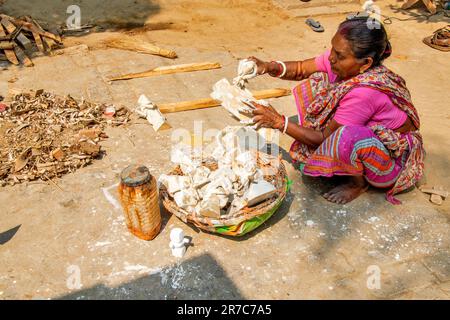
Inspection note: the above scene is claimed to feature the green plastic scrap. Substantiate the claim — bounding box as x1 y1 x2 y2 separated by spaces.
286 178 293 192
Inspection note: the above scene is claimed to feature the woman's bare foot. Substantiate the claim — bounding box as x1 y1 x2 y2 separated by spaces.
323 176 369 204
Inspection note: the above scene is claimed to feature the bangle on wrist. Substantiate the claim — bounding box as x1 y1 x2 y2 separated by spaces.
296 61 303 79
261 64 267 74
276 61 287 78
283 115 289 133
278 115 288 133
269 61 282 77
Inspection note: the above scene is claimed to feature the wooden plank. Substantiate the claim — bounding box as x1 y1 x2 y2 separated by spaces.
34 21 58 52
422 0 437 14
24 16 62 41
42 37 56 52
13 46 33 67
0 14 15 21
14 19 62 44
23 16 61 51
0 18 33 51
109 62 222 81
0 41 14 49
32 32 45 52
158 88 291 113
250 88 292 100
0 24 18 65
402 0 436 13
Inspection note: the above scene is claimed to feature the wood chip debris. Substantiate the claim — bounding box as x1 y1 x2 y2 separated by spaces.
0 90 131 186
0 14 63 67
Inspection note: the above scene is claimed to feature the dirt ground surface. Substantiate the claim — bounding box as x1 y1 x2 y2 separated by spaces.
0 0 449 299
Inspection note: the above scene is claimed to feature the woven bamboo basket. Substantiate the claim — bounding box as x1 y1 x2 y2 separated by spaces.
160 154 288 237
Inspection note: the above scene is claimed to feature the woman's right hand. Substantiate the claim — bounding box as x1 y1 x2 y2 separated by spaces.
247 56 269 75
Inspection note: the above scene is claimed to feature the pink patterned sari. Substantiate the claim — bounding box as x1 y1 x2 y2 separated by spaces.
289 66 425 204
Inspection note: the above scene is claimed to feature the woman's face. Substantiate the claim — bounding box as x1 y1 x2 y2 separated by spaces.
329 32 370 80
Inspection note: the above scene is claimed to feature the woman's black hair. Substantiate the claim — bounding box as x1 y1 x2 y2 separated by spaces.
338 16 391 67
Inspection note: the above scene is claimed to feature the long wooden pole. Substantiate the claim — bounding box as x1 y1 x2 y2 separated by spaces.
158 88 291 113
108 62 222 81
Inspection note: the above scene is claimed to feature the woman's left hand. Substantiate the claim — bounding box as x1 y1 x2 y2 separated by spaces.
250 101 284 130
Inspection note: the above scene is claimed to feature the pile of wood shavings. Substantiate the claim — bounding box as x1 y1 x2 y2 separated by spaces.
0 90 131 186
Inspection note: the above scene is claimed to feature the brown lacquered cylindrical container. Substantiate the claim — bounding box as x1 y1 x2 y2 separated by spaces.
118 165 161 240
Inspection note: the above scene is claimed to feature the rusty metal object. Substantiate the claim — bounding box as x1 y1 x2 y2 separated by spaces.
118 165 161 241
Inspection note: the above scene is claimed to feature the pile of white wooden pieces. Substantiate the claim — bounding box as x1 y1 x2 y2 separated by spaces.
159 126 280 219
0 14 62 67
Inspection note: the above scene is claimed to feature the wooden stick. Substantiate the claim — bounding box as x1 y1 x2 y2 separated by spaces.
24 16 61 51
32 32 45 53
13 46 33 67
0 18 33 51
0 41 14 49
109 62 222 81
0 24 18 65
42 37 56 52
422 0 437 14
401 0 436 13
158 88 291 113
107 36 177 59
14 19 62 44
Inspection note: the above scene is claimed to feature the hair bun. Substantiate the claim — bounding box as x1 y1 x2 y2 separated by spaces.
381 41 392 60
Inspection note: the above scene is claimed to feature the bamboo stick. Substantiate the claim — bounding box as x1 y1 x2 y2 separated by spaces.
107 36 177 59
158 88 291 113
109 62 222 81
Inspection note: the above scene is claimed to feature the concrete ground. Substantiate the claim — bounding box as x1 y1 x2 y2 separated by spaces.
0 0 449 299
